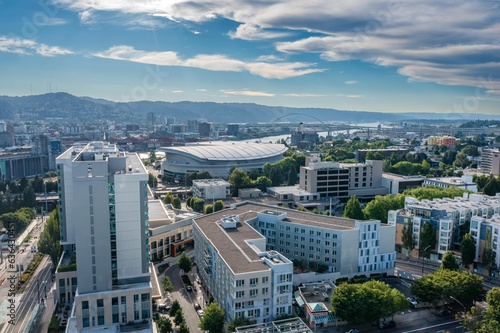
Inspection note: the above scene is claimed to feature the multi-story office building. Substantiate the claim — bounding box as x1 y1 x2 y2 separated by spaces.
56 142 152 332
388 193 500 259
470 215 500 272
299 156 387 200
193 202 395 323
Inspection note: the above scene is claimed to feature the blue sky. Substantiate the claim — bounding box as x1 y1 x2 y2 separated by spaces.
1 0 499 114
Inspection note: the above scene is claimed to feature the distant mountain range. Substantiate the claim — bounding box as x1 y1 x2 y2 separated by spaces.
0 92 499 124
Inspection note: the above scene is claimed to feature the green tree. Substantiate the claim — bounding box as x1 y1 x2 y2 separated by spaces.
204 204 213 214
22 186 36 208
148 173 156 188
461 233 476 268
331 280 407 325
199 302 225 333
365 151 384 160
227 317 254 333
177 252 193 274
169 300 181 317
157 317 173 333
254 176 272 192
343 195 365 220
192 198 205 213
411 269 484 306
0 211 30 233
213 200 224 212
164 193 174 205
38 209 61 267
174 309 185 326
402 221 415 255
363 194 405 224
440 251 460 271
178 321 189 333
162 276 173 292
483 176 498 196
172 196 181 209
31 175 44 193
420 222 436 258
228 168 253 196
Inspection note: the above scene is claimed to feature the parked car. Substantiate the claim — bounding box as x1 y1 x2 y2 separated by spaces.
379 320 396 329
194 303 201 310
197 309 204 318
407 297 418 306
186 285 193 292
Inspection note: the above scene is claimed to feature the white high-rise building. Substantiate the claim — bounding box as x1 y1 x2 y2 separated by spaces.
56 142 152 332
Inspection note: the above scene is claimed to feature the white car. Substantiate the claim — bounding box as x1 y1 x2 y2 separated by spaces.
407 297 418 306
197 309 204 318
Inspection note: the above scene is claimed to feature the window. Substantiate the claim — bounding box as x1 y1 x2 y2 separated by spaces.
236 291 245 298
262 287 269 295
236 280 245 287
97 299 104 308
82 301 89 310
250 289 258 297
250 278 258 286
262 276 269 284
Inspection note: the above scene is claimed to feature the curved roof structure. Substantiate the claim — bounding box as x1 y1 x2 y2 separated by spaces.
160 142 287 162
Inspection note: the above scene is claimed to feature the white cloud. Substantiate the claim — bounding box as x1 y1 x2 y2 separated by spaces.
0 35 73 56
37 17 68 26
78 10 92 23
221 89 275 97
283 93 325 97
345 80 358 85
53 0 500 91
171 90 183 93
93 45 323 79
487 90 500 95
196 88 207 92
335 94 364 98
229 24 290 40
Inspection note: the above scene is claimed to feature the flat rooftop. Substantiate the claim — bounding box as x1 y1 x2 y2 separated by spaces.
193 202 383 274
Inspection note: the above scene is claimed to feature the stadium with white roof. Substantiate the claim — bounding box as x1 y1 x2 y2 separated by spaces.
159 141 287 182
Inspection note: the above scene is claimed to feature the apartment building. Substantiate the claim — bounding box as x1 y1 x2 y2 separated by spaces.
299 157 388 199
481 148 500 176
193 202 395 323
470 215 500 271
388 193 500 259
56 142 152 332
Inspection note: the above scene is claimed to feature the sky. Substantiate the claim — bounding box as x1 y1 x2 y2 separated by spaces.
0 0 499 114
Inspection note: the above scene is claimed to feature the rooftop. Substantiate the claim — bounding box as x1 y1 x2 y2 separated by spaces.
193 202 384 274
160 141 287 161
235 318 313 333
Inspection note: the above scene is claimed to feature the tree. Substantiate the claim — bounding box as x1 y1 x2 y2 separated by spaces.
402 221 415 255
38 209 61 267
174 309 185 326
213 200 224 212
440 251 460 271
331 280 407 325
148 173 156 187
192 198 205 213
164 193 174 205
172 196 181 209
420 222 436 258
178 321 190 333
199 302 225 333
461 233 476 268
228 168 253 196
254 176 272 192
365 151 384 160
227 317 254 333
177 252 193 274
363 194 405 224
483 176 498 196
157 317 173 333
31 175 44 193
204 204 213 214
169 300 181 317
23 186 36 208
411 269 484 306
162 276 173 292
343 195 365 220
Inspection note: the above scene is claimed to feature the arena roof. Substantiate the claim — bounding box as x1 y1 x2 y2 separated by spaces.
160 142 287 161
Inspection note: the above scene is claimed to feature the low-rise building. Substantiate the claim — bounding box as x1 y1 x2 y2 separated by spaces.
381 173 424 194
423 175 477 192
192 179 230 200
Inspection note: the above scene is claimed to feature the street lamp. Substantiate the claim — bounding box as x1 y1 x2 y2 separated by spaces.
421 245 432 276
450 296 466 332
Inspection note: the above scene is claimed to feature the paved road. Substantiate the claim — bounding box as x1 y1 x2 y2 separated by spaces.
164 264 205 333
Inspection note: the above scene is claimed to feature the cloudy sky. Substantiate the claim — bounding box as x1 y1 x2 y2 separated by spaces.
1 0 499 114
